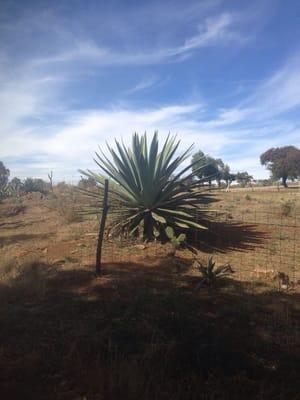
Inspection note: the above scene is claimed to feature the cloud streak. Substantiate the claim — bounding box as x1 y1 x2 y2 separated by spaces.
33 13 244 67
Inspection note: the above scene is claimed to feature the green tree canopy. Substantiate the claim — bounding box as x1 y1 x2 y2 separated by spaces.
0 161 10 200
191 151 233 187
260 146 300 187
236 171 253 187
8 177 23 196
0 161 9 187
192 151 220 186
23 178 49 194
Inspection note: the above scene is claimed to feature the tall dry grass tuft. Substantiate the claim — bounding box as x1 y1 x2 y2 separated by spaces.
48 183 82 223
0 254 52 298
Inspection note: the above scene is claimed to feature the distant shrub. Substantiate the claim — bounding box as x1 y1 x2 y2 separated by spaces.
281 200 295 217
245 194 252 201
78 176 97 190
268 241 277 254
276 232 290 241
23 178 49 194
54 181 70 194
255 179 273 187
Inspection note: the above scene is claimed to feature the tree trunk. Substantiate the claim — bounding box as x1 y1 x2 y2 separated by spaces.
143 213 154 241
282 176 288 188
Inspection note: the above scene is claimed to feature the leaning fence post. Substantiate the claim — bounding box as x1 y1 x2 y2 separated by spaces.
48 171 53 192
96 179 109 276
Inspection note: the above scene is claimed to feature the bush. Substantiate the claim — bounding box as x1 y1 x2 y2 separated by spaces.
23 178 49 194
78 176 97 190
281 200 295 217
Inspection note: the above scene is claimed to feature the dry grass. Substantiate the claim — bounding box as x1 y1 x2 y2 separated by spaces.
46 185 82 223
203 187 300 283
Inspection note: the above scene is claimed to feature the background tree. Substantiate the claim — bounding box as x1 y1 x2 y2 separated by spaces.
220 164 236 190
192 151 219 186
192 152 232 187
8 177 23 197
0 161 10 200
215 158 225 187
23 178 49 194
260 146 300 187
236 171 253 187
221 164 235 185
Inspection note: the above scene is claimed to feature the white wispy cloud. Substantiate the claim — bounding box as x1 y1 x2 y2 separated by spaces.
125 76 160 94
244 53 300 118
33 12 244 67
209 53 300 126
0 103 229 178
181 13 244 52
2 53 300 180
2 95 298 181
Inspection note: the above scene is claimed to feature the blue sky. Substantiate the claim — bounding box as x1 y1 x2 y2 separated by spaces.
1 0 300 181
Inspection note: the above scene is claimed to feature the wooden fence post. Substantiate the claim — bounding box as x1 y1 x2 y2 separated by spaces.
95 179 109 276
48 171 53 192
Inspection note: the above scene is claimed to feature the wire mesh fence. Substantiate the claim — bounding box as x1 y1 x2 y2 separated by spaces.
2 178 299 289
79 206 300 287
192 207 300 284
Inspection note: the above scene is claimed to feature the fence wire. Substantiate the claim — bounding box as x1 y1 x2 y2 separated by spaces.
78 207 300 286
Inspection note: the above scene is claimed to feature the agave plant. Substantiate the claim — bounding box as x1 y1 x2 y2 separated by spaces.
193 256 234 287
79 132 213 240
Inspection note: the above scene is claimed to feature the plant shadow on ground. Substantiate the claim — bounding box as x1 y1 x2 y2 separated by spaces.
0 259 299 400
0 232 54 247
0 219 37 230
189 219 267 254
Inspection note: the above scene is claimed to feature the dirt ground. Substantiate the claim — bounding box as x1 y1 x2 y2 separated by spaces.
0 188 300 399
1 187 300 283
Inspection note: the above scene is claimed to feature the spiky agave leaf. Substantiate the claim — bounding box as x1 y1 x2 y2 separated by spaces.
79 132 213 240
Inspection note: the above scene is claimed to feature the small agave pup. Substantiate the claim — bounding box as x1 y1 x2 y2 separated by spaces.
193 256 234 288
79 132 212 241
